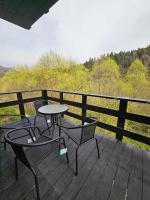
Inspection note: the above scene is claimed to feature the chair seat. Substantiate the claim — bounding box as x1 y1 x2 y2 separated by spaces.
25 136 59 166
65 128 82 145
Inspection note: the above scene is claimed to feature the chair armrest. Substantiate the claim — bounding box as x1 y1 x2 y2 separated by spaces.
58 117 98 130
58 124 83 130
0 126 16 130
4 126 66 147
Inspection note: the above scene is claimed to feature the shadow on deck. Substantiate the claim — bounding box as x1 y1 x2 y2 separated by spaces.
0 117 150 200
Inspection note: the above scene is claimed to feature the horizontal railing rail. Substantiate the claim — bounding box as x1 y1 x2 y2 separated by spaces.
0 89 150 145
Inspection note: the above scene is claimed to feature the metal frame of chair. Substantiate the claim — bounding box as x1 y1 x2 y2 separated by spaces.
58 117 100 175
4 126 69 200
0 114 31 150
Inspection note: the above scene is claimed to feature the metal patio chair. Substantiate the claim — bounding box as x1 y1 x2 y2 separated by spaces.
4 126 69 200
0 114 31 150
58 117 100 175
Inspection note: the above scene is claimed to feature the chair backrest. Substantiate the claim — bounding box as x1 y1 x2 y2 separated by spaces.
5 127 39 169
4 126 51 169
80 119 97 145
0 114 31 144
33 100 48 115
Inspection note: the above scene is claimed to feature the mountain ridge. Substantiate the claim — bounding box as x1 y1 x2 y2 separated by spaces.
0 65 10 76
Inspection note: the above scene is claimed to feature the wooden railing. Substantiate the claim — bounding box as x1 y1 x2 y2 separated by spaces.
0 89 150 145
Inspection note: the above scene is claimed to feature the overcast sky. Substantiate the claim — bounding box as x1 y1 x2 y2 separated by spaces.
0 0 150 67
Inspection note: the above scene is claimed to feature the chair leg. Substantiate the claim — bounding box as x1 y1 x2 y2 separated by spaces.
4 141 6 150
51 124 55 138
75 147 80 176
15 157 18 180
31 168 40 200
61 137 69 164
95 138 100 159
58 127 61 150
59 126 61 138
44 116 51 136
58 126 61 150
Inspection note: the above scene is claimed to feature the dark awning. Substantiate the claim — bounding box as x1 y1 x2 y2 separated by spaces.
0 0 59 29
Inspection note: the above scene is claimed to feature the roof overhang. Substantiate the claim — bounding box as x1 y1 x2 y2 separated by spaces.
0 0 59 29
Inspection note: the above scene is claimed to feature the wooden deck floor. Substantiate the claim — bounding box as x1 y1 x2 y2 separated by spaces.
0 117 150 200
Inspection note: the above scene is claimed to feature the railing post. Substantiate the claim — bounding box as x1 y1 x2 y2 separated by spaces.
60 92 64 104
116 99 128 141
82 95 87 125
60 92 64 117
41 90 48 101
17 92 25 118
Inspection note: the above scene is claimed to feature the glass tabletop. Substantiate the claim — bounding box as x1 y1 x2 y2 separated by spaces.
38 104 68 115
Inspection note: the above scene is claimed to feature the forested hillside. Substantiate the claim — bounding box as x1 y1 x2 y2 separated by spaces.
84 45 150 75
0 51 149 150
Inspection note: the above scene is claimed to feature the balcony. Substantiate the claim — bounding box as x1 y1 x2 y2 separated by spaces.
0 89 150 200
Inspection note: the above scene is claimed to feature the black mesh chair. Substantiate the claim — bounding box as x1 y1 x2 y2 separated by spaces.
59 118 100 175
0 114 31 150
4 126 69 200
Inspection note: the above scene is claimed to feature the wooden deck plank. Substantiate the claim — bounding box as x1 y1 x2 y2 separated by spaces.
143 150 150 200
89 140 125 200
126 148 143 200
0 145 16 191
109 144 133 200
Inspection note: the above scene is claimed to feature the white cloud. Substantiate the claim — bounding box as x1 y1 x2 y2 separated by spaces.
0 0 150 67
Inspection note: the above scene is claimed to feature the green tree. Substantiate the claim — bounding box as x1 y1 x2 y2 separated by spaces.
35 51 75 69
124 59 149 98
90 57 120 94
1 65 31 91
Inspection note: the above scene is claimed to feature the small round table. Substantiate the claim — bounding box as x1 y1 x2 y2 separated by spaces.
38 104 68 137
38 104 68 116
